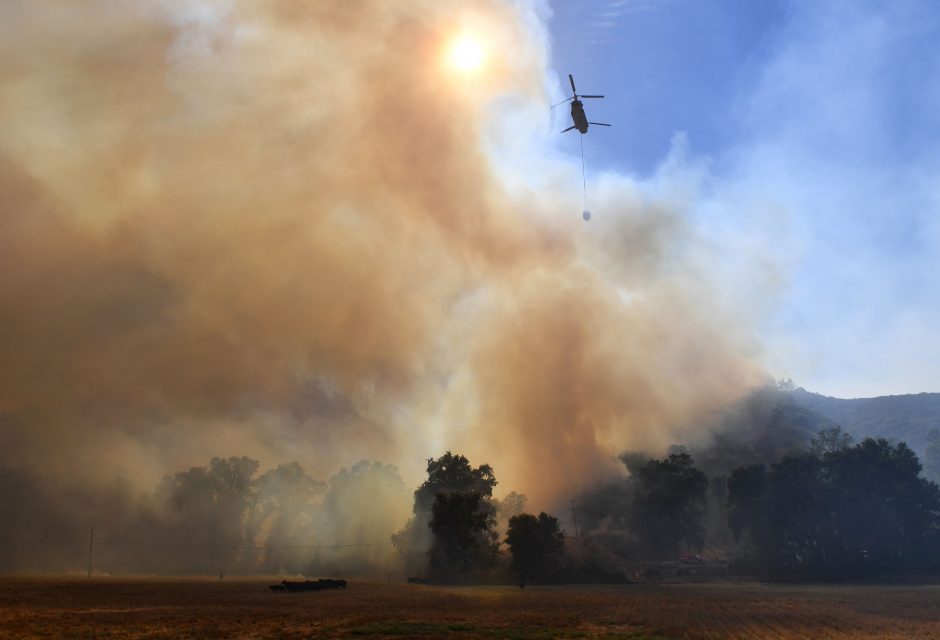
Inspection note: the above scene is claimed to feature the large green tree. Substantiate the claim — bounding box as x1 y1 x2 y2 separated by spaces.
393 451 498 578
428 491 497 580
826 439 938 574
630 453 708 558
505 512 566 585
414 452 497 513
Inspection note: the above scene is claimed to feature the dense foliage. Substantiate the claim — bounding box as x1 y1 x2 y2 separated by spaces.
727 438 940 579
429 491 497 580
6 401 940 583
505 512 566 585
925 429 940 484
415 452 498 513
630 453 708 558
394 451 499 580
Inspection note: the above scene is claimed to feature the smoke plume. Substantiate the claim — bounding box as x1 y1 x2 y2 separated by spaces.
0 0 767 569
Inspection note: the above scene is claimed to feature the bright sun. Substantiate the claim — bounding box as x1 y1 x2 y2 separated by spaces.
447 36 487 73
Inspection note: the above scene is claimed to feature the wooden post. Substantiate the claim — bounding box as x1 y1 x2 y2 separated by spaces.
87 526 94 578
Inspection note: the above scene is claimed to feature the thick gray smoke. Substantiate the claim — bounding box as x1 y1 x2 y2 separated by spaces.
0 0 768 572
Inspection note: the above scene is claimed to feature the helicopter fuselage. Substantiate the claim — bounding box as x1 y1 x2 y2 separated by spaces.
570 100 589 134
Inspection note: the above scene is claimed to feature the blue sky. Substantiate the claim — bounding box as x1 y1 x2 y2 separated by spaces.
546 0 940 398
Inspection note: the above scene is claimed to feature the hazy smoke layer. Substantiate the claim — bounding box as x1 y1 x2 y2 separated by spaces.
0 0 766 565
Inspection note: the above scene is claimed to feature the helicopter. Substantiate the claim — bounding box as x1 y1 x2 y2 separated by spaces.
554 74 611 134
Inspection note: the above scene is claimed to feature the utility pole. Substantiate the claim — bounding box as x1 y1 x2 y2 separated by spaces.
87 526 94 578
569 500 578 540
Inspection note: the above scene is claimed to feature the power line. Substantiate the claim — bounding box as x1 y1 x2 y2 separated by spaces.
96 541 395 551
1 537 394 551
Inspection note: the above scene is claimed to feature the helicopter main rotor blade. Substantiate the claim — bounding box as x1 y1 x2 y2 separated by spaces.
588 122 612 126
569 74 577 95
550 97 574 108
580 95 604 99
561 125 576 133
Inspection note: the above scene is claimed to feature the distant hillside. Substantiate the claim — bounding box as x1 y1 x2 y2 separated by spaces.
791 388 940 455
690 387 840 477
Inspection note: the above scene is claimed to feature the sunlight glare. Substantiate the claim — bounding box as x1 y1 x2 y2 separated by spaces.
447 35 487 73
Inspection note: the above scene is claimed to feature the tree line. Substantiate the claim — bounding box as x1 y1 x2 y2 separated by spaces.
728 435 940 579
409 433 940 584
0 458 411 575
3 424 938 581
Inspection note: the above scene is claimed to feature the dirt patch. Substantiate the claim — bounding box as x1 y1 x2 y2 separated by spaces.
0 577 937 639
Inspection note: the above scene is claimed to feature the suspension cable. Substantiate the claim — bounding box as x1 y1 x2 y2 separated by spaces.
579 134 588 211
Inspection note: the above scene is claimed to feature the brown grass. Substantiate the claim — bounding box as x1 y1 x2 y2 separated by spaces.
0 577 938 639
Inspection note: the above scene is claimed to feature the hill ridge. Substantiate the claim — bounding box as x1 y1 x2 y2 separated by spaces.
790 387 940 455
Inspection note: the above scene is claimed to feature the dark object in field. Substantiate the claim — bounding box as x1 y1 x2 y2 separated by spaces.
406 577 429 584
269 579 347 592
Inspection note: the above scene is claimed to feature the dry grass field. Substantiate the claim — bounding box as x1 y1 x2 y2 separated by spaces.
1 577 938 639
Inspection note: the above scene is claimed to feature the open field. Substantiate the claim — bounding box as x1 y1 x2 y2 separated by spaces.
1 577 938 639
